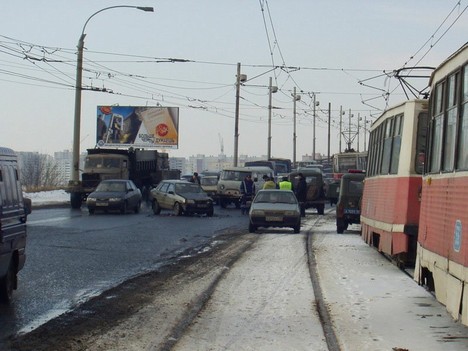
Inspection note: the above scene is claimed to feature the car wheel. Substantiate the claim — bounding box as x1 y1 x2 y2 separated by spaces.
88 208 95 215
173 202 182 216
152 200 161 215
249 222 257 233
207 207 214 217
134 201 141 214
317 204 325 215
0 259 15 304
120 201 127 214
293 225 301 233
235 201 241 209
70 192 82 209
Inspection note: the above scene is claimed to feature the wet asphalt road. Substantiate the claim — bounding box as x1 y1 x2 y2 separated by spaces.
0 204 247 344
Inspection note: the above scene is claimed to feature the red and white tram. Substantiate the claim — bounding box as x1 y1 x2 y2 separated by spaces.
360 99 428 267
415 43 468 325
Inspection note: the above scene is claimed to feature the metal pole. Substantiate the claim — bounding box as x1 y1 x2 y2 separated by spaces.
327 102 331 162
267 76 272 159
364 115 367 152
234 62 241 166
339 105 342 153
313 93 316 160
348 109 352 151
357 113 360 152
293 87 297 167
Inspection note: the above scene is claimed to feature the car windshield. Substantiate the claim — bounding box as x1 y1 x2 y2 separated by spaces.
201 177 218 186
175 183 204 194
96 182 126 192
255 192 296 204
221 171 251 181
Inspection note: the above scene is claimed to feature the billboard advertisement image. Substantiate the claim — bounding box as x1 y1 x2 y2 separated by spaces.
96 106 179 149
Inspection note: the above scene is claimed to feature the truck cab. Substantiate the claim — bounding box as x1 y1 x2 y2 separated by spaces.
217 166 273 208
0 147 27 303
289 169 326 215
336 172 365 233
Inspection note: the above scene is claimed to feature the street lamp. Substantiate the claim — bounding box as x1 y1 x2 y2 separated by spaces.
233 62 246 167
69 5 153 206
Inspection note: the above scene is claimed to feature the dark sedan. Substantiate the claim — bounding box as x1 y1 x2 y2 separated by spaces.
86 179 142 214
248 189 301 233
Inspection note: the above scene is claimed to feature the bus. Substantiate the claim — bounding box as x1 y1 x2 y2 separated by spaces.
360 99 428 267
244 158 291 177
415 43 468 325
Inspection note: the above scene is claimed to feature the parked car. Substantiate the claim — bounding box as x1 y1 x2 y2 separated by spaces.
150 180 214 216
336 172 365 233
86 179 142 214
248 189 301 233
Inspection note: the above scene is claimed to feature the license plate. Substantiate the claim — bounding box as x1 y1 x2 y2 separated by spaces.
344 208 359 214
96 202 108 206
266 216 283 222
196 204 207 208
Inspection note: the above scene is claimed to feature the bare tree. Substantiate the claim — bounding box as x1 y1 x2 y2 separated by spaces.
19 153 62 191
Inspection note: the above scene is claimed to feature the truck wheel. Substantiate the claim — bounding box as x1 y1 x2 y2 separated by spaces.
207 207 214 217
88 208 95 215
249 222 257 233
0 259 15 304
235 200 241 209
173 202 182 216
70 193 82 209
152 200 161 215
293 222 301 233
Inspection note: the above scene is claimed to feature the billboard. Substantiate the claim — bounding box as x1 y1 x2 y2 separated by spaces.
96 106 179 149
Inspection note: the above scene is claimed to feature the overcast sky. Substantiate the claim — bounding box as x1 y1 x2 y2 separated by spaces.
1 1 467 160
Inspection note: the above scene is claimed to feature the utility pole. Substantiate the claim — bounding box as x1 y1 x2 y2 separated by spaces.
267 77 277 159
293 87 297 167
339 105 343 153
364 115 367 152
348 109 352 151
357 113 360 152
234 62 241 166
327 102 331 162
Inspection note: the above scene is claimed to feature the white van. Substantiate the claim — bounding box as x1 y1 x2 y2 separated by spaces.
217 166 274 208
0 147 27 303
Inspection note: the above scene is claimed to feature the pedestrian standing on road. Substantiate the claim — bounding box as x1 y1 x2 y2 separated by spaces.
263 176 277 189
240 175 256 214
295 173 307 217
279 176 293 191
189 172 201 185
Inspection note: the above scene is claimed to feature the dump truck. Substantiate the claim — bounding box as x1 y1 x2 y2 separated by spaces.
67 148 180 209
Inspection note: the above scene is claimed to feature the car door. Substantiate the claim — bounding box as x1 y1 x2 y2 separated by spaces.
165 183 176 209
156 182 169 209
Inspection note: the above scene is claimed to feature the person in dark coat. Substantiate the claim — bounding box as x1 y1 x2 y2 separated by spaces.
295 173 307 217
240 175 256 214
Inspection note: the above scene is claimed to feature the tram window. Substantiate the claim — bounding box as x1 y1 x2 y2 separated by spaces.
381 118 393 174
442 73 458 172
430 82 444 173
457 66 468 170
390 115 403 174
415 112 428 174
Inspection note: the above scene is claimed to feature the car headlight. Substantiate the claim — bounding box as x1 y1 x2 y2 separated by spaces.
250 210 265 216
87 198 96 203
109 197 122 202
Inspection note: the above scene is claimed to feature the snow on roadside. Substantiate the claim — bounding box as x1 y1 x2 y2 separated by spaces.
24 189 69 206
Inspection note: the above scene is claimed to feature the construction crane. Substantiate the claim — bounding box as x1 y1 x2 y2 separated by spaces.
218 133 224 155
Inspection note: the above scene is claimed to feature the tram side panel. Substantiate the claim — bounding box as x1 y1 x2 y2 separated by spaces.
416 174 468 324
